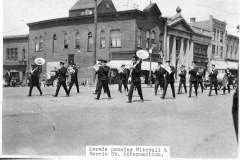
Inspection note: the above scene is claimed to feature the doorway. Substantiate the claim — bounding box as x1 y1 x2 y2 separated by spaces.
68 55 74 65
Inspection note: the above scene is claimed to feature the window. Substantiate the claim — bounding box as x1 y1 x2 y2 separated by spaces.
81 11 85 15
75 32 80 49
22 48 26 60
6 48 18 61
53 35 57 53
217 30 219 42
88 32 93 51
106 3 110 9
220 46 223 58
110 30 121 47
212 28 216 41
85 9 92 15
216 46 218 55
39 36 43 51
235 47 237 58
146 31 150 49
100 31 106 48
151 31 155 48
176 39 179 51
212 45 215 55
64 33 69 49
137 29 142 48
227 45 228 51
35 37 39 51
220 31 223 43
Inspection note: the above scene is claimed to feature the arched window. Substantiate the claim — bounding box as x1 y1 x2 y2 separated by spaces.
88 32 93 51
64 33 69 49
159 33 163 51
146 31 150 49
151 31 155 47
22 48 26 60
35 37 39 51
53 35 57 53
75 32 80 49
137 28 142 48
100 31 106 48
110 30 121 47
39 36 43 51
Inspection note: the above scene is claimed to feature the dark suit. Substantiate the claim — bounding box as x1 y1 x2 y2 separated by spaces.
110 72 116 85
68 67 79 94
223 71 231 94
162 67 175 99
96 65 111 99
5 71 12 87
189 67 198 97
28 67 42 96
54 67 69 96
178 69 187 94
118 68 129 93
128 61 143 102
209 69 218 95
154 66 165 95
232 87 238 142
197 71 204 92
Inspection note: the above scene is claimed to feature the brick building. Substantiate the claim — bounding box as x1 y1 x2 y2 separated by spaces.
3 35 28 81
27 0 167 83
225 34 239 71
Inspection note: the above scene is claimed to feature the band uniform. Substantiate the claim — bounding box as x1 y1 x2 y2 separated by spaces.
154 61 165 95
208 64 218 96
161 62 175 99
28 64 43 96
68 64 79 94
177 65 187 94
188 61 198 97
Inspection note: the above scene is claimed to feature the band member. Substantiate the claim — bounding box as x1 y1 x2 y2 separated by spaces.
109 71 116 85
223 68 231 94
197 67 204 93
94 59 111 100
27 64 42 96
154 61 165 95
118 64 129 93
161 60 175 99
188 60 198 97
127 54 144 103
208 64 218 96
177 65 187 94
5 69 12 87
52 62 69 97
68 64 79 94
93 61 106 94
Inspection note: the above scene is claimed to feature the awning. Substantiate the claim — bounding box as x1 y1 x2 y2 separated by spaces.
211 60 230 70
226 61 238 70
10 70 19 72
107 60 158 71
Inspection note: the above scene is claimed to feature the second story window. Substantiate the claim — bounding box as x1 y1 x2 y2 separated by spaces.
220 31 223 43
106 3 110 9
146 31 150 49
88 32 93 51
100 31 106 48
151 31 155 48
22 48 26 60
53 35 57 53
39 36 43 51
75 32 80 49
137 28 142 48
64 33 69 49
110 30 121 47
212 45 215 55
159 34 163 51
212 28 216 41
6 48 18 61
35 37 39 52
220 46 223 58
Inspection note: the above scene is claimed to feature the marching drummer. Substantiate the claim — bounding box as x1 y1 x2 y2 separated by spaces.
208 64 218 96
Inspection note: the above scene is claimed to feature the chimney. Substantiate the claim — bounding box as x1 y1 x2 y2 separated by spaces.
190 18 196 23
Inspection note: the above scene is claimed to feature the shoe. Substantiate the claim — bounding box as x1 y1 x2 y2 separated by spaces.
40 94 42 96
52 95 57 97
126 100 132 103
188 96 191 98
94 98 99 100
66 95 69 97
140 100 144 103
108 97 111 100
160 97 164 99
27 95 31 97
207 94 211 96
173 97 175 99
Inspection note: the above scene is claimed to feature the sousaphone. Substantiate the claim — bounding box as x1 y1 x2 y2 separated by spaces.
136 50 149 59
34 57 46 65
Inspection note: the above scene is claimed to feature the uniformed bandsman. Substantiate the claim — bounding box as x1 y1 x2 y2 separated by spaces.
188 60 198 97
68 64 79 94
27 64 43 96
177 65 187 94
154 61 165 95
208 64 218 96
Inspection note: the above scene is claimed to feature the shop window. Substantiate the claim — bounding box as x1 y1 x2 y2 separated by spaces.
100 30 106 48
88 32 93 51
75 32 80 49
220 31 223 43
64 33 69 49
212 45 215 55
110 30 121 47
53 34 57 53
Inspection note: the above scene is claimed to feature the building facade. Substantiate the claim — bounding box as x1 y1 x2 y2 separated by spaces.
27 0 166 83
3 35 28 81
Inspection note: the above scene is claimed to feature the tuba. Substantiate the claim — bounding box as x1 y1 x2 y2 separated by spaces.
67 66 75 74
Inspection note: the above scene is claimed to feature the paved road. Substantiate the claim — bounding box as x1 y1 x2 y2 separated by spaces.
2 85 238 158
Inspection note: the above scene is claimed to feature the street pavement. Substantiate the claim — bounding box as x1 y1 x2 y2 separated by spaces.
2 84 238 158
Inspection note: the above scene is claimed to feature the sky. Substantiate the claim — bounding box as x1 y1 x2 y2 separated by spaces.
2 0 240 36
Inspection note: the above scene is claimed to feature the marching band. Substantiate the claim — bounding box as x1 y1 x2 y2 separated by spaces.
26 52 236 102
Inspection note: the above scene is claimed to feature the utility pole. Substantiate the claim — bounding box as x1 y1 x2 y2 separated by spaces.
93 0 97 83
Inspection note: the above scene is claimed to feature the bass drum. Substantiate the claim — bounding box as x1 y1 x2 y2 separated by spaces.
217 73 228 87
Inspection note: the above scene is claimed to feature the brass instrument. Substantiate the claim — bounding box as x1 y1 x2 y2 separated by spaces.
67 66 75 74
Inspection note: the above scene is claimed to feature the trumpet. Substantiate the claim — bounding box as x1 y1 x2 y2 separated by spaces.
67 66 75 74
